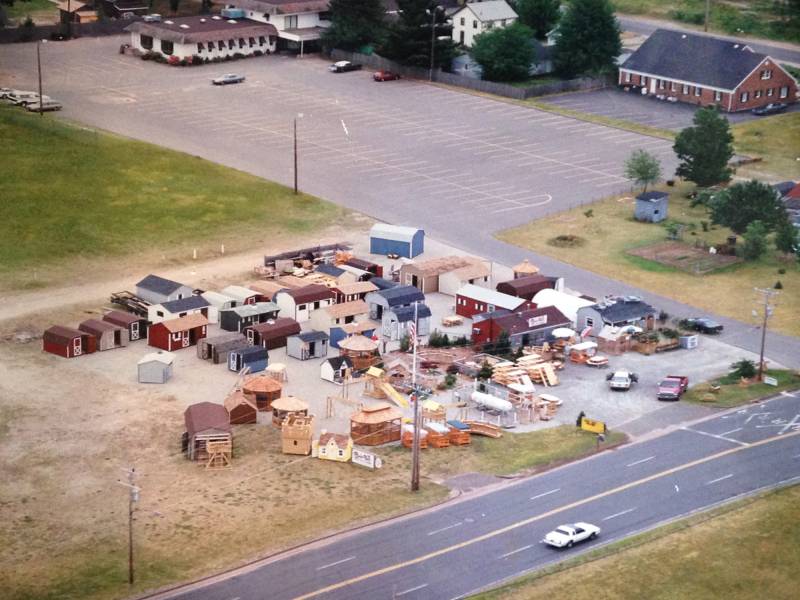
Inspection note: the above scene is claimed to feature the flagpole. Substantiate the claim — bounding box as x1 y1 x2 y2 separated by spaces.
411 301 421 492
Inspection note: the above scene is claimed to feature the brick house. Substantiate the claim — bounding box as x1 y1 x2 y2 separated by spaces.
619 29 797 112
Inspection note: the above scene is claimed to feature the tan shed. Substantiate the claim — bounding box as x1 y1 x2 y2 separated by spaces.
271 395 309 427
350 402 402 446
281 414 314 455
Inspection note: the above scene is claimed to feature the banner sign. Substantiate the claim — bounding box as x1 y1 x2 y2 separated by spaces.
352 448 383 470
580 416 607 434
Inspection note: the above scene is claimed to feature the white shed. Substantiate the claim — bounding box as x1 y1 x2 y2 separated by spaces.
201 291 237 324
137 351 175 384
531 289 595 328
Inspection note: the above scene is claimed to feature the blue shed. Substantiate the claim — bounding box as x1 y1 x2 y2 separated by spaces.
369 224 424 258
228 345 268 373
634 191 669 223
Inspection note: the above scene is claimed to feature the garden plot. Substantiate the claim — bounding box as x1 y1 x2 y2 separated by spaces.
627 241 742 274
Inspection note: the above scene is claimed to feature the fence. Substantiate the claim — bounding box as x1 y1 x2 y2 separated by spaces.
0 18 139 44
330 49 610 100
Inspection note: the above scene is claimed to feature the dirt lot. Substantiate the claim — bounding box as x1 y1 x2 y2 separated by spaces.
627 241 742 274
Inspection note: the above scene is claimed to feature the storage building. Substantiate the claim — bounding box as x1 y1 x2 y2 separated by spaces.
383 304 432 341
137 351 174 383
243 317 301 349
332 280 378 304
135 274 194 305
148 314 208 351
455 284 531 318
79 318 127 351
344 257 383 278
365 285 425 321
320 356 354 384
224 390 258 425
220 285 261 306
219 302 280 332
183 402 232 461
286 330 329 360
496 275 562 301
634 191 669 223
148 295 210 325
399 256 488 295
369 224 424 258
42 325 96 358
242 374 282 411
197 331 249 363
273 285 335 323
201 291 238 324
103 310 148 342
531 289 595 328
228 345 269 373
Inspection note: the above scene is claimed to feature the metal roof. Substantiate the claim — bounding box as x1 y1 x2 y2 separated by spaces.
220 285 259 302
369 223 423 243
456 284 527 310
389 304 432 323
296 330 329 342
374 285 425 306
454 0 518 22
126 16 278 45
531 289 594 324
160 295 210 313
316 263 345 277
224 302 280 318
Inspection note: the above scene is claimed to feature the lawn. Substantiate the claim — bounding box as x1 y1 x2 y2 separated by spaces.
497 181 800 336
732 112 800 181
613 0 800 44
5 0 58 24
475 483 800 600
0 106 347 290
684 368 800 408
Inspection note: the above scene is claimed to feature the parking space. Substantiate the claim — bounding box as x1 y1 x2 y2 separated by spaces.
540 87 798 131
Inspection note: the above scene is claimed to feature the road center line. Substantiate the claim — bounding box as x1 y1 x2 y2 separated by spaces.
682 427 749 446
602 508 637 521
427 522 463 536
626 456 655 467
706 474 734 485
499 544 533 559
395 583 428 596
294 430 800 600
315 556 355 571
530 488 560 500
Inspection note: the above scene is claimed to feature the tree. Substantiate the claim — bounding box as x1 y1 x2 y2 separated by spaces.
709 180 788 234
515 0 561 39
673 107 734 187
323 0 386 51
623 149 662 193
552 0 621 77
730 359 757 379
471 23 536 82
381 0 457 69
774 218 799 254
740 220 768 260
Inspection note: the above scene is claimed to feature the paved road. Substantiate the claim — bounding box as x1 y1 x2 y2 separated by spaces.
1 37 798 368
618 15 800 66
152 391 800 599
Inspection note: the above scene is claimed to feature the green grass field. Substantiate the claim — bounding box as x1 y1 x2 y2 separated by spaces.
732 112 800 180
684 369 800 408
474 483 800 599
0 106 346 289
5 0 58 22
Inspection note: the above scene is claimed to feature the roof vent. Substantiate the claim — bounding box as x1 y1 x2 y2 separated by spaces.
179 24 189 29
164 20 174 24
228 19 237 24
212 15 221 20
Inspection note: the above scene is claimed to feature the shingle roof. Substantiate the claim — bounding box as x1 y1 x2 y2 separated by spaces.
138 351 174 366
621 28 768 91
246 317 301 339
79 318 121 337
369 277 397 290
494 306 570 336
235 345 268 360
390 304 432 323
44 325 84 344
160 313 209 332
496 275 557 298
103 310 140 327
160 295 210 313
591 297 657 322
325 300 369 319
282 284 335 304
224 302 280 318
325 355 353 370
296 330 329 342
184 402 230 436
456 0 518 22
136 274 187 296
375 285 425 306
335 281 378 296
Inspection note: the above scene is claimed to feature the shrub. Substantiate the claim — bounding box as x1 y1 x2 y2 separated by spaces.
19 16 35 42
775 280 783 289
778 268 786 274
701 221 709 232
730 359 757 379
658 310 669 323
583 209 594 218
477 361 493 380
399 334 410 353
444 373 457 388
548 234 586 248
233 52 245 59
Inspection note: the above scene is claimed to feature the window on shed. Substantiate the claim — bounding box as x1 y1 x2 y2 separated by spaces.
714 90 722 102
694 86 701 96
761 69 773 80
161 40 173 55
172 332 181 341
197 42 204 53
298 304 307 311
338 449 344 457
140 34 153 50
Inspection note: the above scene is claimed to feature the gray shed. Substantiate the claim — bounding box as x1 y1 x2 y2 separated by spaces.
137 351 175 383
196 331 249 364
634 191 669 223
286 330 329 361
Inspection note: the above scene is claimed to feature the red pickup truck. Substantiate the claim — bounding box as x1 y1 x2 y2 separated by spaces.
657 375 689 401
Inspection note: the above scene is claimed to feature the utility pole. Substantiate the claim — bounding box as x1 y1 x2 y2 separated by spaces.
293 117 298 195
36 41 44 117
410 302 421 492
428 6 443 82
704 0 710 32
118 468 140 586
753 288 778 382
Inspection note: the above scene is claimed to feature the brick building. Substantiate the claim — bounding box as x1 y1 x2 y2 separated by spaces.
618 29 797 112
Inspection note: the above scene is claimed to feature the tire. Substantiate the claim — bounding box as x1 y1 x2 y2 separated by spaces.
590 532 598 540
566 541 574 548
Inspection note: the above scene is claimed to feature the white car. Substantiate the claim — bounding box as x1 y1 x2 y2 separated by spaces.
606 369 638 391
542 522 600 548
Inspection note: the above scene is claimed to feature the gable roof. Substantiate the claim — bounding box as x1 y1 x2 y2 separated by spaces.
248 280 287 300
246 317 301 339
315 263 345 278
448 262 491 281
224 390 257 414
588 297 658 322
335 281 379 296
456 284 528 310
319 432 351 448
138 351 174 366
324 300 369 320
159 313 209 332
402 255 483 277
493 306 570 335
295 330 329 343
368 277 396 290
455 0 518 22
220 285 260 302
160 295 210 313
79 318 121 336
280 284 335 304
184 402 231 436
224 301 280 318
374 285 425 306
324 355 354 370
621 28 770 91
389 304 432 323
136 274 188 296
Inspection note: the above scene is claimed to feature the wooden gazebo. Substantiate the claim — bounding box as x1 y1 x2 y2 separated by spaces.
242 374 283 411
338 335 380 371
271 395 309 427
350 402 402 446
512 259 539 279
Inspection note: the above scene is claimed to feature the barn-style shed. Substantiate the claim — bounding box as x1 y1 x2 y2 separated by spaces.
244 318 301 350
183 402 232 461
228 345 268 373
103 310 148 342
42 325 96 358
369 224 424 258
78 319 127 351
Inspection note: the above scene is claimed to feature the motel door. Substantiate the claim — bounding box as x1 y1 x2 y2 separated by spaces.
130 322 140 341
73 337 82 356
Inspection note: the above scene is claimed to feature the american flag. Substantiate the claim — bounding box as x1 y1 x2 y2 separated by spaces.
408 320 417 346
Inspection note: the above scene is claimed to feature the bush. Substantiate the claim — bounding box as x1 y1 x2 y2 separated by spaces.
548 234 586 248
428 330 451 348
740 220 768 260
658 310 670 323
19 15 34 42
730 359 757 379
778 268 786 274
446 364 459 375
583 209 594 218
775 280 783 289
399 334 410 353
233 52 245 60
478 361 493 380
444 373 457 388
167 55 180 65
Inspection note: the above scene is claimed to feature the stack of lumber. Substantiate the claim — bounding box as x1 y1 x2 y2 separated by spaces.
424 422 451 448
447 425 471 445
516 354 559 386
401 424 428 449
491 361 528 387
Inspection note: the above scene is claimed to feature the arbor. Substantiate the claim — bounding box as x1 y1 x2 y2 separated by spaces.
709 180 788 234
515 0 561 39
471 23 536 82
552 0 621 77
741 220 768 260
323 0 386 51
623 149 662 193
673 107 734 187
381 0 457 69
774 218 799 254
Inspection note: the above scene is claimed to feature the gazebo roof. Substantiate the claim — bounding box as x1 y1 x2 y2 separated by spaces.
338 335 379 352
243 374 283 394
271 395 308 412
513 259 539 275
350 402 403 424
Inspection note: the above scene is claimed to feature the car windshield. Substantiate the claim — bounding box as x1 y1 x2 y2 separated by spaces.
612 375 627 382
662 380 679 388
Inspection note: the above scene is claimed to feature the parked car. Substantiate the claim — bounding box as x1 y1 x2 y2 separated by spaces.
25 100 63 112
212 73 246 85
16 94 52 107
606 370 638 391
373 70 400 82
329 61 362 73
0 87 13 99
752 102 788 116
685 318 724 334
543 523 600 548
4 90 39 105
657 375 689 401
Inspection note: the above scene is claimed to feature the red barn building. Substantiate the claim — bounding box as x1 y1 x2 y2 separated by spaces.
43 325 96 358
472 306 571 348
455 284 532 319
496 274 561 302
619 29 797 112
148 314 208 351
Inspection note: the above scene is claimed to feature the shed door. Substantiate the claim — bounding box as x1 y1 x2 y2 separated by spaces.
130 322 140 341
229 352 238 370
182 331 190 348
73 337 82 356
649 78 656 94
246 329 255 344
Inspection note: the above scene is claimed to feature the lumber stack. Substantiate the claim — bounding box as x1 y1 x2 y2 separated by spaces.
491 361 528 387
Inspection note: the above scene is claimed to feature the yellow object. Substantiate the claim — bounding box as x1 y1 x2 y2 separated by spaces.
580 416 606 434
314 432 353 462
366 366 384 378
378 381 409 408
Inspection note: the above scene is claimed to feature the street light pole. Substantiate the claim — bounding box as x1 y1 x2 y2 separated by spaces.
428 6 442 82
754 287 778 381
293 117 298 195
118 468 140 586
36 41 43 117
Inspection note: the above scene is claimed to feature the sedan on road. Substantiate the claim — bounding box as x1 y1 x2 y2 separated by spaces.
373 70 401 82
543 522 600 548
752 102 788 116
212 73 246 86
25 100 63 112
329 60 362 73
685 317 724 334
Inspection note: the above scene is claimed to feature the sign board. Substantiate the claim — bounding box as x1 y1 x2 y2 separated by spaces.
580 416 607 434
763 376 778 387
352 448 382 470
527 315 548 328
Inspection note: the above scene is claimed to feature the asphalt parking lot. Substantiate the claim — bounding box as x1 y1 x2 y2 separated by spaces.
540 87 799 131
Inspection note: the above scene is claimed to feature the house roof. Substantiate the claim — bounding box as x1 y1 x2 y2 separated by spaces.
184 402 231 436
295 330 329 343
159 313 209 332
243 374 283 394
785 182 800 200
44 325 84 344
281 284 335 304
493 306 570 336
225 0 329 16
224 390 258 414
389 304 432 323
338 335 378 352
324 355 354 370
126 16 278 45
136 274 187 296
324 300 369 320
246 317 301 339
335 281 378 296
531 289 594 323
773 181 797 198
315 263 345 278
621 28 770 91
374 285 425 306
271 395 309 412
103 310 140 326
350 402 402 424
79 318 121 337
369 223 422 243
224 302 280 318
636 191 669 203
454 0 518 22
319 432 351 448
159 295 210 313
456 284 527 311
138 351 174 366
589 297 658 323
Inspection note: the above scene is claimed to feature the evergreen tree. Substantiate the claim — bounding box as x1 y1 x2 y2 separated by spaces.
673 107 734 187
515 0 560 39
709 180 787 234
472 23 536 82
774 218 799 254
552 0 621 77
381 0 458 69
323 0 386 51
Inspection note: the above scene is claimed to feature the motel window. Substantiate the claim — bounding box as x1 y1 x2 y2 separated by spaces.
682 84 688 94
208 41 215 50
161 40 173 55
249 37 255 47
740 91 749 102
767 88 774 97
714 90 721 102
140 34 153 50
755 90 763 98
239 38 246 48
694 86 701 97
197 43 204 53
259 36 266 45
624 72 631 83
761 69 772 80
780 86 788 98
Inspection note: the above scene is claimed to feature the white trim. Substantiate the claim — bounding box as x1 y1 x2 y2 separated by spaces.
733 56 796 96
620 68 732 93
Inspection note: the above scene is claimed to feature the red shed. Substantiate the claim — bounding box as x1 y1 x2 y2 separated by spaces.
103 310 148 341
496 275 560 301
43 325 96 358
148 314 209 351
455 284 531 318
244 317 301 349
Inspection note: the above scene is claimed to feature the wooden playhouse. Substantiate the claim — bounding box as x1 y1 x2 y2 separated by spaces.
281 414 314 455
338 334 381 371
349 402 402 446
